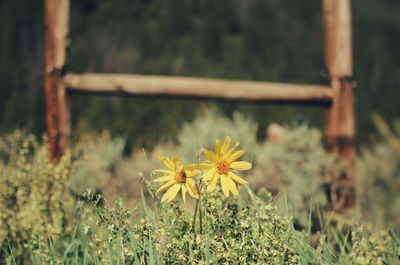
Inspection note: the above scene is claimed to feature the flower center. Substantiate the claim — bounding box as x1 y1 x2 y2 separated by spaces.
217 160 230 175
175 170 187 183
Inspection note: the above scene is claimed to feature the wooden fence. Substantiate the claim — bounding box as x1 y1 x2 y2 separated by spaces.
44 0 355 210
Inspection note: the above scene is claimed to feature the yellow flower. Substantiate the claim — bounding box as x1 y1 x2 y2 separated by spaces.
200 136 251 197
154 156 199 203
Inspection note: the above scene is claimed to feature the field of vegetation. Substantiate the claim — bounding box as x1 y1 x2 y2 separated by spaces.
0 110 399 264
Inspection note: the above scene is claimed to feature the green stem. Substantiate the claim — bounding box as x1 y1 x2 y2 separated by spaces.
199 192 203 235
192 196 199 233
192 182 204 234
197 183 204 235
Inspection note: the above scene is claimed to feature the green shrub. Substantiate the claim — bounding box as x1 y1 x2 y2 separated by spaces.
177 108 258 162
0 132 75 257
253 126 331 227
112 143 175 202
158 191 305 264
350 224 399 265
70 131 175 204
70 131 126 196
356 115 400 229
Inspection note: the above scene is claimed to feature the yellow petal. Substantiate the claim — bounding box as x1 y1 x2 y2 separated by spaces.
172 156 184 171
228 141 240 153
153 169 176 175
186 169 200 178
220 174 230 197
156 179 176 194
202 167 217 182
224 141 240 159
221 136 231 154
199 162 214 169
185 164 199 171
230 161 252 171
161 184 181 202
160 156 175 170
225 175 239 195
186 179 199 198
228 171 248 185
204 150 216 161
181 184 187 204
215 139 222 154
154 175 174 183
207 174 219 193
227 149 245 163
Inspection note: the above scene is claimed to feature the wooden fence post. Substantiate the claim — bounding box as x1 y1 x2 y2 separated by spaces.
323 0 355 210
44 0 70 163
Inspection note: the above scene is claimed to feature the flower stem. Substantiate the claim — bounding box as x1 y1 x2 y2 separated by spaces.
199 192 203 235
192 183 204 234
192 196 199 233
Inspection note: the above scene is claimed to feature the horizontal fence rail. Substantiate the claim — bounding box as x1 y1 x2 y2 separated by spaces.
64 73 333 104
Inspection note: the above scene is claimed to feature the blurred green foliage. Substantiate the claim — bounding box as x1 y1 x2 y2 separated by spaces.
70 131 127 196
350 224 399 265
0 132 75 255
1 0 399 146
70 110 330 228
177 108 258 161
356 116 400 230
70 131 175 203
176 110 332 228
68 110 399 230
253 126 331 228
68 108 260 205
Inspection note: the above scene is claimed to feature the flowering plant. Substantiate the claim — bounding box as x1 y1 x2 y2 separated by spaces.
154 136 251 200
153 136 252 233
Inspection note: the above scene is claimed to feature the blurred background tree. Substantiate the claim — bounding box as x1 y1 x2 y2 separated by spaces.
0 0 399 147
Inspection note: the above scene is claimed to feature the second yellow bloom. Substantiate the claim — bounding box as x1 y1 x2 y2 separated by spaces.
200 136 252 197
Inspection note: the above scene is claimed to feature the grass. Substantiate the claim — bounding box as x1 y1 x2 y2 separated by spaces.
3 188 399 265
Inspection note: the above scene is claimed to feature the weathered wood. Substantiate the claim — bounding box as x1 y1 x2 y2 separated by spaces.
326 78 341 143
338 80 355 142
44 0 70 163
324 0 355 146
323 0 336 75
335 0 353 77
63 73 333 103
324 0 355 211
324 0 353 78
326 78 355 158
